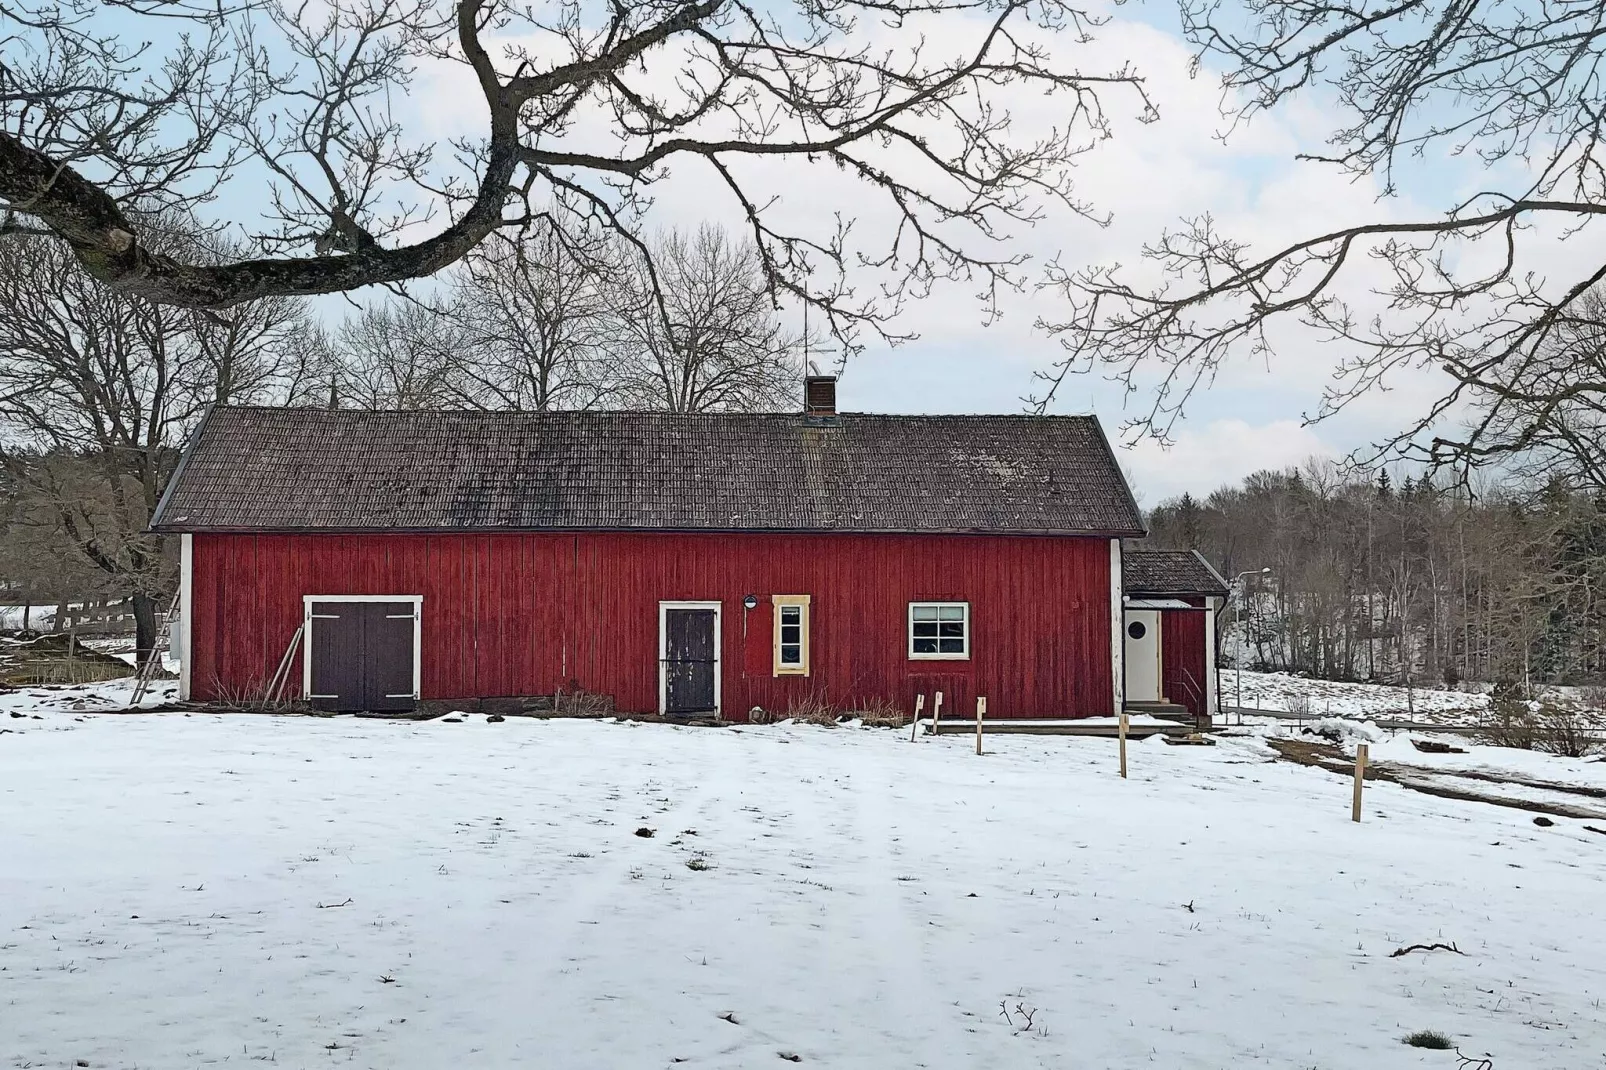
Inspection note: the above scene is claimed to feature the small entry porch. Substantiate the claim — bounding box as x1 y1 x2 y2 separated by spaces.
1123 596 1216 731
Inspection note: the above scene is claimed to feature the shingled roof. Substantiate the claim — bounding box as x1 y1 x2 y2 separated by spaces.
150 406 1146 536
1122 547 1229 597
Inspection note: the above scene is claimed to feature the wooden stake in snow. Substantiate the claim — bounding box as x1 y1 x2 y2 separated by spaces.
933 691 944 735
910 694 925 742
1352 743 1368 822
975 696 986 755
1118 711 1129 779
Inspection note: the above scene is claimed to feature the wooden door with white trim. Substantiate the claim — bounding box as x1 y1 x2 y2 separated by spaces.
662 607 718 716
308 601 417 712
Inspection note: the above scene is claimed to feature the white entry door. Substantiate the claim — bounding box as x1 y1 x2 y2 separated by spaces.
1124 609 1162 702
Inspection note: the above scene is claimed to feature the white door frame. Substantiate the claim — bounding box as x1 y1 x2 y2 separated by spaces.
1109 539 1123 715
658 600 722 716
302 594 423 701
178 533 194 701
1123 608 1163 703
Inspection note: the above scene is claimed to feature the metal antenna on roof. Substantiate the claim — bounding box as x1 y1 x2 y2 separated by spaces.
803 303 816 378
801 302 834 378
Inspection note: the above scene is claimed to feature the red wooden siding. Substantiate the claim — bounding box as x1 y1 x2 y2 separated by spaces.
1160 607 1209 716
190 532 1115 720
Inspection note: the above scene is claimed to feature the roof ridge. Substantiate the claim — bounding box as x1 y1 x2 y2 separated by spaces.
211 405 1101 421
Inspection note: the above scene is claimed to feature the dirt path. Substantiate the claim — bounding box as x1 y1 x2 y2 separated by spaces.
1266 738 1606 821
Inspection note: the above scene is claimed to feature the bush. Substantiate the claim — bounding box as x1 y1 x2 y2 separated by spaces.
1478 680 1538 750
1534 700 1603 758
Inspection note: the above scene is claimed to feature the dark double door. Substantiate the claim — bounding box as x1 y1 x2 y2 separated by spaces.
662 607 718 716
308 601 417 712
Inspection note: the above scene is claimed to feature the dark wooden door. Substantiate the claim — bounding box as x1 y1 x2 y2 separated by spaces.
364 603 417 711
308 602 363 711
663 608 717 715
308 601 416 712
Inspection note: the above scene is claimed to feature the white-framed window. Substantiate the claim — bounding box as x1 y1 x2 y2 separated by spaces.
773 594 811 676
909 601 969 660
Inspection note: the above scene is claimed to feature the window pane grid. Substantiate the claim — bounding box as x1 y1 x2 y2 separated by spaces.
909 602 968 659
774 597 810 674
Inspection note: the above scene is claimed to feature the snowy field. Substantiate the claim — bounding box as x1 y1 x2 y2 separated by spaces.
5 712 1606 1069
1227 670 1491 722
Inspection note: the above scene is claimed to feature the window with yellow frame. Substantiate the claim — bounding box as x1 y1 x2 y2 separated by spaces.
772 594 811 675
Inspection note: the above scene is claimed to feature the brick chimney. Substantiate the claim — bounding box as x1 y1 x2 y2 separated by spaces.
803 375 837 420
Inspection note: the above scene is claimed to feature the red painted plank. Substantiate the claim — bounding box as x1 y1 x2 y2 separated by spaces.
191 532 1116 719
1160 608 1209 716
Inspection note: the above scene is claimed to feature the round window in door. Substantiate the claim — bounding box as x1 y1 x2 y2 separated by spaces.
1127 620 1147 640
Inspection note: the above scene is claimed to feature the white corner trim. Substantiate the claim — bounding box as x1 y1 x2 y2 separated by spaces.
301 595 424 702
1109 539 1124 715
177 534 193 701
1204 595 1220 719
658 600 722 717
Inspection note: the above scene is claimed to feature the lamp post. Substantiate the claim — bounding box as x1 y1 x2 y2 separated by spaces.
1232 567 1272 721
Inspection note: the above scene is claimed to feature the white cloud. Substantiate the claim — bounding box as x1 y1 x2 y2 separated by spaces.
393 6 1510 476
1122 418 1336 502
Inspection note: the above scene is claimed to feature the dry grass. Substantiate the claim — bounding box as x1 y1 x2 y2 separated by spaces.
527 689 616 717
1 633 136 686
766 691 913 727
781 691 838 725
847 697 911 727
1402 1030 1453 1050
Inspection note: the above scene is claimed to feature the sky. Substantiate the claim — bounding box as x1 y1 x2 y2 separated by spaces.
651 10 1454 503
200 0 1547 503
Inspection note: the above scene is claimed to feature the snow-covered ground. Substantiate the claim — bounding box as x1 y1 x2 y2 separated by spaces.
1226 670 1490 722
0 606 46 631
1361 733 1606 793
5 710 1606 1068
0 676 176 715
1237 717 1606 817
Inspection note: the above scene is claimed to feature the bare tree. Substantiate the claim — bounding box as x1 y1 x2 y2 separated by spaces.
1456 287 1606 489
1148 461 1606 686
2 0 1149 343
332 300 465 410
1037 0 1606 487
448 222 620 410
0 229 317 662
614 225 799 412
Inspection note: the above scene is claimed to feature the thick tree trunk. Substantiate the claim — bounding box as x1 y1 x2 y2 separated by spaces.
133 591 158 669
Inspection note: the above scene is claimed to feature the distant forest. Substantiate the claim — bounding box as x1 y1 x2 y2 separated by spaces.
1144 462 1606 689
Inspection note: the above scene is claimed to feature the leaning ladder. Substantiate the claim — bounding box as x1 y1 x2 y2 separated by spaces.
128 590 182 708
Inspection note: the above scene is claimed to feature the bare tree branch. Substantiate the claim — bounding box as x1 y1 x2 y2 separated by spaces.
3 0 1148 352
1039 0 1606 490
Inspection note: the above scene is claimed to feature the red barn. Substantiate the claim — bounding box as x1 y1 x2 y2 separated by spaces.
152 378 1162 722
1120 548 1228 725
